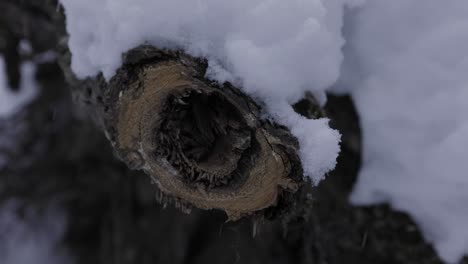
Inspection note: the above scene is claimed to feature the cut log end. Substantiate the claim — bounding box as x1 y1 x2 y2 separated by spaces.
90 47 305 220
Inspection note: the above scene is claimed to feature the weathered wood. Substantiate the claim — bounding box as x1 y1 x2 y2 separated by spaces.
65 46 309 219
0 2 454 264
1 0 312 218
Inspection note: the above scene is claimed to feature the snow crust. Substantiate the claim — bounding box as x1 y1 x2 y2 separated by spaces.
0 200 71 264
0 56 38 118
59 0 362 183
341 1 468 262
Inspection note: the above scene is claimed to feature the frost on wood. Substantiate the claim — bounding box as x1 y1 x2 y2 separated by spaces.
340 0 468 262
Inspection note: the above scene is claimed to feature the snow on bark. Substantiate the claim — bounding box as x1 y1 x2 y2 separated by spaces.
0 56 38 118
0 55 39 169
340 1 468 262
58 0 363 184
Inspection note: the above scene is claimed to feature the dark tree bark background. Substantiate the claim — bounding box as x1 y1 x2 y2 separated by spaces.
0 1 461 263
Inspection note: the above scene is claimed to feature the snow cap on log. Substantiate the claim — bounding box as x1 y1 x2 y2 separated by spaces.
100 47 304 220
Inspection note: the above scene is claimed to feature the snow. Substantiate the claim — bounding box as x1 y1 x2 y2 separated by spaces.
59 0 361 184
268 102 341 182
0 56 38 118
341 1 468 262
58 0 468 262
0 200 72 264
0 55 39 168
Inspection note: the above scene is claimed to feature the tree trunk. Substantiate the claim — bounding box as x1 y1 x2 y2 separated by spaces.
0 1 453 264
63 46 306 220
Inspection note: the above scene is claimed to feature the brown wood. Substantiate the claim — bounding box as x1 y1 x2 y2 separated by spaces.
66 46 307 219
0 1 453 263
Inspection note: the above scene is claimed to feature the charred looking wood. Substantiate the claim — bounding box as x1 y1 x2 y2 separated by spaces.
61 46 322 220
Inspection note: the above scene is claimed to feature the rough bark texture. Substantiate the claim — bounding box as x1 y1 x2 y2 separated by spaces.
64 46 305 220
1 1 466 264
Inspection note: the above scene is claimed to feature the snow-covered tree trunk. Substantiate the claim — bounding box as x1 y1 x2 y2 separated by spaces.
0 1 454 264
3 0 314 218
63 44 311 219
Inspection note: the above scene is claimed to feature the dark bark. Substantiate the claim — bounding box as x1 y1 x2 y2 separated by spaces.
0 1 461 264
63 46 305 219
